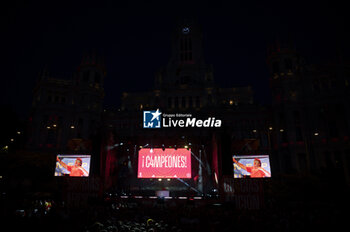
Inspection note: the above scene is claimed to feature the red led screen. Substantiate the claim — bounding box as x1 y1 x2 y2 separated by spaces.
138 148 191 178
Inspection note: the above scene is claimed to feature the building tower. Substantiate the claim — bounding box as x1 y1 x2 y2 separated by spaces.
28 52 106 151
267 40 310 174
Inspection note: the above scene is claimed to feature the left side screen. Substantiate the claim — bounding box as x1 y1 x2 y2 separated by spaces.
54 154 91 177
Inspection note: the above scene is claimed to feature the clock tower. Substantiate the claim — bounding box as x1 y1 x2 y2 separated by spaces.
155 19 214 90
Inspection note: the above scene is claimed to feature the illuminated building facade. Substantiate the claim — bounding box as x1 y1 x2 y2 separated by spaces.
101 19 270 194
267 43 350 182
28 53 106 152
27 20 350 194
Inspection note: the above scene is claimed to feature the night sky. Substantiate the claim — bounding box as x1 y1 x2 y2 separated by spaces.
2 0 349 120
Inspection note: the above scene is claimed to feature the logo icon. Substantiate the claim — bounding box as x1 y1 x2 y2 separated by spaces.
143 109 162 128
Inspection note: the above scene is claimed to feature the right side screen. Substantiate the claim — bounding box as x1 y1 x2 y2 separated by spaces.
233 155 271 178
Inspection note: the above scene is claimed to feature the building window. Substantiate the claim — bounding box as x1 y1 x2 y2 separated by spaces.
293 111 301 124
208 94 212 104
184 37 188 50
195 96 200 108
188 96 193 108
297 153 307 173
285 58 293 70
83 71 90 82
95 73 101 83
272 62 279 73
58 116 63 127
174 97 179 108
181 96 186 108
180 37 192 63
295 126 303 142
155 96 160 106
168 97 172 108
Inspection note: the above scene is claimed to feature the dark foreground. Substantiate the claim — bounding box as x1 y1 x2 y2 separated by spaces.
2 193 348 232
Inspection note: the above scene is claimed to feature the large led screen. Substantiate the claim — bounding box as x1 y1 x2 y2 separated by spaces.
232 155 271 178
138 148 191 178
54 154 91 177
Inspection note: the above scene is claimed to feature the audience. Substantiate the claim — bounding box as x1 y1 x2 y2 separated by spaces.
2 195 345 231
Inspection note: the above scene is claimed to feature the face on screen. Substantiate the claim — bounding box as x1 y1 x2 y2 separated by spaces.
54 154 91 177
233 155 271 178
137 148 191 179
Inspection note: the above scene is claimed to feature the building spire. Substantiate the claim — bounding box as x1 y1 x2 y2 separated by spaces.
78 50 106 73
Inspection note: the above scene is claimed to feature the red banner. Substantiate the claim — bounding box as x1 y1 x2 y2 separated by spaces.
137 148 191 178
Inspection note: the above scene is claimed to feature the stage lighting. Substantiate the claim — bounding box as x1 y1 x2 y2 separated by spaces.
158 178 162 181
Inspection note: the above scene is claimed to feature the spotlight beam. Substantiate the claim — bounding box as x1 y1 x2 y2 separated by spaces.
176 178 201 194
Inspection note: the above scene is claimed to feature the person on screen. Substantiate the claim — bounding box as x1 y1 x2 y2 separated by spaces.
56 157 89 177
232 157 271 178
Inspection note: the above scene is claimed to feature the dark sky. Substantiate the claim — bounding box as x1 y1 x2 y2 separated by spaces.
1 0 349 120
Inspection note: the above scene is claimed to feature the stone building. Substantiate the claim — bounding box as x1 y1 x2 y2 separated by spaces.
28 53 106 152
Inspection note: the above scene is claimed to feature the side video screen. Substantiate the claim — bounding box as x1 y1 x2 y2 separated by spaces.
55 154 91 177
233 155 271 178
